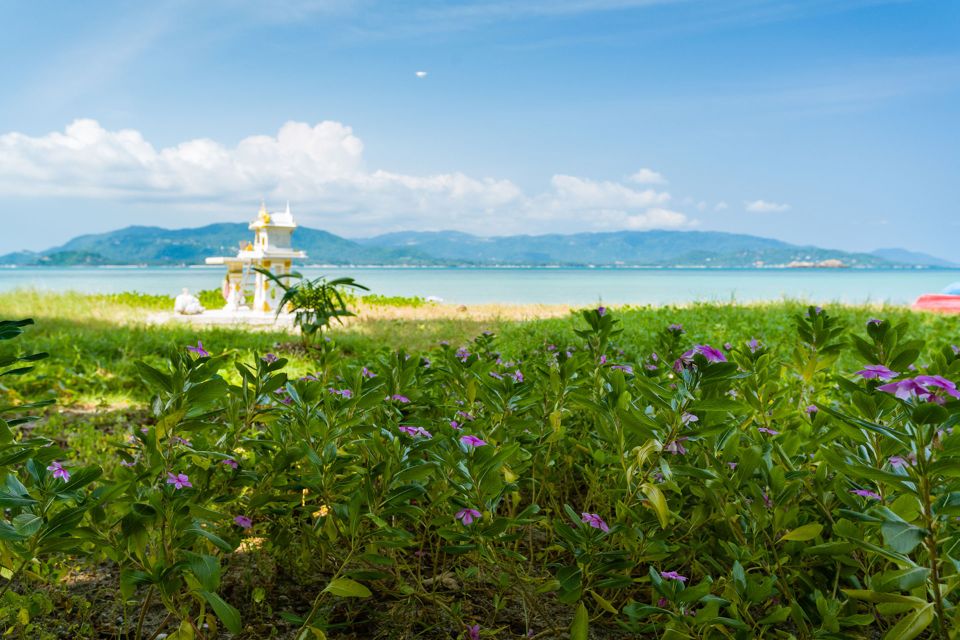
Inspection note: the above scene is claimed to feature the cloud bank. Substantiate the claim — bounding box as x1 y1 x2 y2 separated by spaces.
745 199 791 213
0 118 692 235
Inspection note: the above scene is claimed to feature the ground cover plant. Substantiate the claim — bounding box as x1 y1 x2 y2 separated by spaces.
1 292 960 638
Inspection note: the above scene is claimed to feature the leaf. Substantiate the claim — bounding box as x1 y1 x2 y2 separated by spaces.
322 578 371 598
570 602 589 640
881 602 934 640
641 483 669 529
779 523 824 542
589 590 618 614
186 527 236 553
881 520 926 554
200 590 242 634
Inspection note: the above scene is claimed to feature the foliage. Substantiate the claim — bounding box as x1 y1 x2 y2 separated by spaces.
254 267 368 340
3 299 960 637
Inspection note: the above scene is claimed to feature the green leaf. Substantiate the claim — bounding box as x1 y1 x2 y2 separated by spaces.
881 520 926 554
570 602 589 640
322 578 371 598
200 590 242 634
779 523 823 542
186 527 236 553
641 483 669 529
881 602 934 640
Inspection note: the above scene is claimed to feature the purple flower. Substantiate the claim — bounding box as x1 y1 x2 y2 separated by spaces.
186 341 210 357
681 412 698 425
727 462 737 470
723 342 733 351
489 371 504 380
328 388 353 398
748 338 762 353
660 571 687 583
450 420 461 430
667 324 684 334
682 344 727 363
166 472 192 490
867 318 883 326
581 512 610 532
456 348 470 362
807 306 824 317
456 410 476 421
914 375 960 401
657 597 669 608
877 378 929 400
888 456 910 469
512 370 524 383
455 508 482 526
361 367 376 378
399 425 432 439
850 489 882 501
597 306 607 317
856 364 899 381
221 458 239 469
762 492 773 509
546 344 557 352
467 625 481 640
952 345 960 356
261 353 278 364
120 458 137 468
757 427 779 436
389 394 410 403
460 435 487 448
598 354 607 365
233 515 253 529
171 435 191 446
805 405 819 415
47 460 70 482
610 364 633 374
665 438 688 455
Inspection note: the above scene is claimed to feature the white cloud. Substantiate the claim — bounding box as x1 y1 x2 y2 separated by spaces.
415 70 428 78
745 199 791 213
627 167 667 185
714 201 728 211
0 118 691 235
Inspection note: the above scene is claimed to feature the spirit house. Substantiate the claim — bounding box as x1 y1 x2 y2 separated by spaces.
206 202 307 313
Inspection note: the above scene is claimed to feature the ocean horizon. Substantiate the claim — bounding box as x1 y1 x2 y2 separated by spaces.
3 265 959 306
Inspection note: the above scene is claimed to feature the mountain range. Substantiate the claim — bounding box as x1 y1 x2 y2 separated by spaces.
1 223 955 269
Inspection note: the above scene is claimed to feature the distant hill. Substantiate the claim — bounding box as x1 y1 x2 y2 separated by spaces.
871 247 957 268
358 230 899 268
0 224 947 269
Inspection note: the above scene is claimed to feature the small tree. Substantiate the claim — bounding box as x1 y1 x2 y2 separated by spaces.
253 267 368 341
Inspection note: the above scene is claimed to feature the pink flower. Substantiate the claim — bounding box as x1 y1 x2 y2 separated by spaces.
657 597 669 608
580 512 610 532
850 489 882 501
221 458 239 469
47 460 70 482
512 370 523 383
599 354 607 365
888 456 910 469
467 624 481 640
233 515 252 529
166 472 192 490
877 378 929 400
399 425 432 439
855 364 899 380
186 341 210 357
757 427 779 436
664 439 688 455
450 420 461 430
610 364 633 374
914 375 960 402
460 435 487 448
805 405 819 414
455 508 482 526
389 394 411 403
681 344 727 363
361 367 376 378
660 570 687 583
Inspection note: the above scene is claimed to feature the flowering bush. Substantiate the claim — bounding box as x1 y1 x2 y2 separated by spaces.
5 306 960 638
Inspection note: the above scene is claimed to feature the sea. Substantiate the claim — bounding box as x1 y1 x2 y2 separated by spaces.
2 266 960 306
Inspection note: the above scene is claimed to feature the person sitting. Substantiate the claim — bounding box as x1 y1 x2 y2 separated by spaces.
174 288 205 315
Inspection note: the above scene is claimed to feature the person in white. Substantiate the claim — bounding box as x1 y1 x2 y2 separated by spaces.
173 288 205 315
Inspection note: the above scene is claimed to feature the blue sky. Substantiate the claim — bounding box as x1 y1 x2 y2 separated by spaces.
0 0 958 258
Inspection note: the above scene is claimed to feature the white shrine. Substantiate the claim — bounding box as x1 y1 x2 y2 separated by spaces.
205 202 307 314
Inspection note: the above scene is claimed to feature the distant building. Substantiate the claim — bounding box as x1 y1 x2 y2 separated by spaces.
205 202 307 313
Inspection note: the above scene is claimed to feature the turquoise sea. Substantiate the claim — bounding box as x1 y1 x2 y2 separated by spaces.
2 266 960 306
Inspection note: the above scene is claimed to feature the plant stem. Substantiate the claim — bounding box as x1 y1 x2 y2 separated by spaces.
134 586 155 640
920 475 947 639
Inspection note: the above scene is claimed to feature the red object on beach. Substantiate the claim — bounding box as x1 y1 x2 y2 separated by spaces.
913 294 960 313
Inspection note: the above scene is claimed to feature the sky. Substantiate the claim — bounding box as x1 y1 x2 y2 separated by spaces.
0 0 958 258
